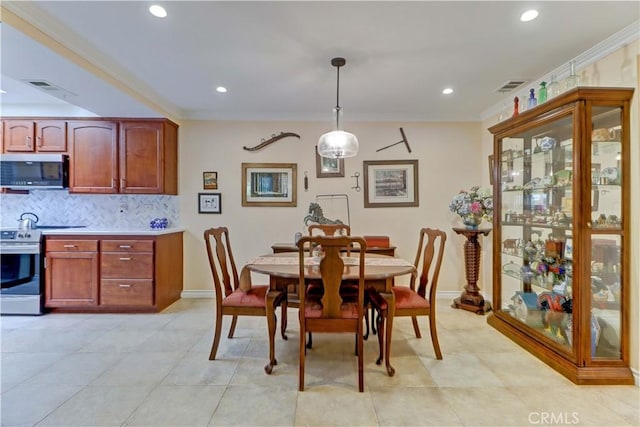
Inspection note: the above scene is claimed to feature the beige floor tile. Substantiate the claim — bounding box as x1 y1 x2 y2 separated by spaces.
133 328 206 352
441 386 534 426
371 387 463 426
0 382 82 426
163 312 215 330
294 385 378 426
161 352 238 386
475 350 574 387
25 351 124 386
210 384 297 426
90 351 184 386
421 352 505 387
37 385 152 426
0 352 65 390
124 385 224 426
78 328 158 353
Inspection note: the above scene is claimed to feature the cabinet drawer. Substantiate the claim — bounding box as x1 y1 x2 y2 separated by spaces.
100 279 153 306
101 240 153 252
101 253 153 279
46 240 98 252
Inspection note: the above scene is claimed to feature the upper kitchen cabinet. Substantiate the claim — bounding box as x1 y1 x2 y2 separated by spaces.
2 119 67 152
119 120 178 195
68 118 178 195
68 120 119 193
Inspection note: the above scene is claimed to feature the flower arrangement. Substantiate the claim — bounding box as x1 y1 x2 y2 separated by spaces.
449 186 493 227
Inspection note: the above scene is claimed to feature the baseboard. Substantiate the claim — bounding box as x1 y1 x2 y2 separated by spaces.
181 290 214 298
631 366 640 387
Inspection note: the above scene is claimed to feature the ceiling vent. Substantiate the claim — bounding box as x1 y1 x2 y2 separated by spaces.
21 79 77 99
496 80 527 93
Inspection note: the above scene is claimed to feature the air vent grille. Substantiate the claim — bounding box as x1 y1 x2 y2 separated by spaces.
496 80 527 93
21 79 77 99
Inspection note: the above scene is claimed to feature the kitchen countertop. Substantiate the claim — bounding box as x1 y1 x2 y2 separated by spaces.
41 227 185 236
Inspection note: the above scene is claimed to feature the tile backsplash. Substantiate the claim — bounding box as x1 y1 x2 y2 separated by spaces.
0 190 179 229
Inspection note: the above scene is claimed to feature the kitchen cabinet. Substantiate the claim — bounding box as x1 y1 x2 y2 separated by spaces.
119 120 178 194
45 239 99 307
2 120 67 152
44 232 183 312
68 120 118 193
67 119 178 194
100 239 154 306
487 87 634 385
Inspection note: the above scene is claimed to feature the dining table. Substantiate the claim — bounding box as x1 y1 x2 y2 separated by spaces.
245 252 416 376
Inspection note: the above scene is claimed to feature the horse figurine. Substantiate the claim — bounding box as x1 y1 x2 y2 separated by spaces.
303 202 343 226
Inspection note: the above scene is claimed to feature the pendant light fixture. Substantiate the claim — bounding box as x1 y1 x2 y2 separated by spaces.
317 57 359 159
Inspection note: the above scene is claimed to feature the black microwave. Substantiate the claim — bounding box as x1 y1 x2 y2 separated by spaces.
0 153 69 189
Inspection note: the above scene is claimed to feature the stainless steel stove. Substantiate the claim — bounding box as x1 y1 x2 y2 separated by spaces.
0 229 44 315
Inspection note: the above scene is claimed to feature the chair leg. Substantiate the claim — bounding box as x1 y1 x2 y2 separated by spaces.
299 316 306 391
357 328 364 392
363 306 370 340
375 309 385 365
411 315 422 338
228 315 238 338
429 313 443 360
280 301 288 340
209 310 223 360
306 332 313 349
371 306 377 335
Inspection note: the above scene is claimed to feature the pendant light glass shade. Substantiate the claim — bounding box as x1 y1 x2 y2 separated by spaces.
317 58 359 159
318 107 359 158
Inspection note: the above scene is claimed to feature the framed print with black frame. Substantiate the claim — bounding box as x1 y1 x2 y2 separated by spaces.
198 193 222 214
363 159 418 208
315 146 345 178
242 163 297 207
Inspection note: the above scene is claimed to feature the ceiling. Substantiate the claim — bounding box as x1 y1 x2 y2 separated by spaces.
1 1 639 122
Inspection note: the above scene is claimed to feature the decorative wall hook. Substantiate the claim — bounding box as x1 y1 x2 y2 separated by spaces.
304 171 309 192
351 172 361 192
243 131 301 152
375 127 412 153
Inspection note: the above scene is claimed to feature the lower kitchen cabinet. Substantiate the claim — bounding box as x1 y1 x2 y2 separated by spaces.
44 232 183 312
45 239 99 307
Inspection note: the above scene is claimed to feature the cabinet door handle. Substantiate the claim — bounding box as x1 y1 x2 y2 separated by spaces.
26 136 32 146
119 284 132 288
119 245 132 249
121 179 125 188
36 136 42 147
63 244 75 248
119 257 132 261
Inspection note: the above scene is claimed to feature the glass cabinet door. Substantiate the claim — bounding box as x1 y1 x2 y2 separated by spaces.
588 105 624 360
498 110 575 358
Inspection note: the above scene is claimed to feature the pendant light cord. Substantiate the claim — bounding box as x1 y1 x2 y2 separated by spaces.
335 63 342 129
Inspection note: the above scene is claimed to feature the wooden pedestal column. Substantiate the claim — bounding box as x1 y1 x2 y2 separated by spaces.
451 227 492 315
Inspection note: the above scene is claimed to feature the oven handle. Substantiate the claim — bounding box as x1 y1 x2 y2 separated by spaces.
0 245 41 255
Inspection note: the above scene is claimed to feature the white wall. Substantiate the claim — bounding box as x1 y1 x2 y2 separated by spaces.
179 120 484 296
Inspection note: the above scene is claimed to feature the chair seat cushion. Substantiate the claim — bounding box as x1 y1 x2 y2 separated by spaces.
222 285 268 308
304 299 360 319
393 286 431 309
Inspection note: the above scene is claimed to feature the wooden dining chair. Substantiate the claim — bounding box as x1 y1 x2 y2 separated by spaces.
368 228 447 370
305 223 369 348
204 226 287 374
297 235 367 392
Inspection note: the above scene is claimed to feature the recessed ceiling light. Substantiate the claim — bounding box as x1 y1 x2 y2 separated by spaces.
149 5 167 18
520 9 539 22
0 89 6 94
442 88 454 95
216 86 227 93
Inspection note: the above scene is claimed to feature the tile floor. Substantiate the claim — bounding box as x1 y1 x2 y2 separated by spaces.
1 298 638 427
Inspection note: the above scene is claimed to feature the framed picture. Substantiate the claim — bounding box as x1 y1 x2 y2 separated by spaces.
315 146 344 178
564 237 573 260
198 193 222 214
203 171 218 189
489 150 514 185
242 163 297 207
363 160 419 208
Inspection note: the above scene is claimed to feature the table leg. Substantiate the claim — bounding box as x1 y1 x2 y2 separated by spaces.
264 290 279 374
381 290 396 377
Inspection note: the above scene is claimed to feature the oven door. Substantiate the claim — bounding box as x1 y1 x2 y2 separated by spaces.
0 244 44 315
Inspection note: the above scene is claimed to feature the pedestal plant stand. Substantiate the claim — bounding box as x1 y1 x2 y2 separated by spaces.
451 227 492 315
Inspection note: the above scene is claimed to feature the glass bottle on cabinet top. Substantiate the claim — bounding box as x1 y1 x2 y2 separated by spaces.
487 87 634 385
